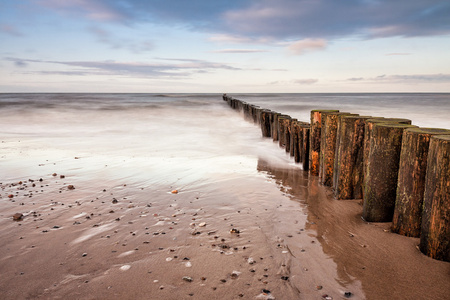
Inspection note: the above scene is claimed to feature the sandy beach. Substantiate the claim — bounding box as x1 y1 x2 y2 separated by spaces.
1 94 449 300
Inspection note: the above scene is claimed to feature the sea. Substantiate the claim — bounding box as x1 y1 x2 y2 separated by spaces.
1 93 449 184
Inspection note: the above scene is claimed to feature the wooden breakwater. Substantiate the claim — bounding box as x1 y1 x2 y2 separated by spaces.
222 94 450 262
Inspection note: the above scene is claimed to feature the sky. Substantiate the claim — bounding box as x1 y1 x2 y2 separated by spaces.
1 0 449 93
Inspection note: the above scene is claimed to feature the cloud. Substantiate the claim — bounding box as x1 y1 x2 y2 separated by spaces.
36 0 125 21
212 49 269 54
88 26 154 53
385 53 412 56
293 79 319 85
0 24 24 37
287 39 327 55
269 78 318 85
4 57 240 78
346 73 450 83
222 0 450 39
32 0 450 42
208 34 272 44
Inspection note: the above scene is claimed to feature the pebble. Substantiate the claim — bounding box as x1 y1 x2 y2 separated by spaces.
198 222 206 227
344 292 353 298
248 257 256 265
67 185 75 190
82 253 88 257
182 276 193 282
13 213 23 221
231 271 241 278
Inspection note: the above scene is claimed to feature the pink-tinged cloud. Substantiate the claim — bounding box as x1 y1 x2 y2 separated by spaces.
288 39 327 55
212 49 268 53
269 78 318 85
0 24 24 37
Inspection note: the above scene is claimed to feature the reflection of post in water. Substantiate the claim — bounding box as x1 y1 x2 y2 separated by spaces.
256 157 363 289
256 158 309 198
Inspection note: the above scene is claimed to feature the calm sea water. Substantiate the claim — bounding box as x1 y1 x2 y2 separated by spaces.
1 93 449 183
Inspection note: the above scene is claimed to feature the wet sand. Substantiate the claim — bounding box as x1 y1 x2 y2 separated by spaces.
1 155 448 300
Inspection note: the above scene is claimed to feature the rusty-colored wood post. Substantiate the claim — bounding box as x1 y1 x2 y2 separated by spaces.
362 123 417 222
309 110 339 176
334 115 372 199
392 128 450 237
319 112 353 187
419 135 450 262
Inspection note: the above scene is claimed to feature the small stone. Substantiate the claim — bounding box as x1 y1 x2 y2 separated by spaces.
182 276 193 282
82 253 88 257
171 190 178 194
112 198 118 204
230 228 240 234
8 194 14 199
316 285 323 290
13 213 23 221
67 185 75 190
52 173 57 176
248 257 256 265
281 276 289 281
262 289 271 294
344 292 353 298
198 222 206 227
60 175 65 179
231 271 241 278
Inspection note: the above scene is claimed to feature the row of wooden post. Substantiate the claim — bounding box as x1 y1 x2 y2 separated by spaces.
223 94 449 262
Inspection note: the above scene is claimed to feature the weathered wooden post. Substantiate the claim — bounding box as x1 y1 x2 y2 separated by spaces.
310 110 339 176
259 109 272 138
292 121 301 162
363 118 412 180
392 128 450 237
288 119 297 156
419 135 450 262
272 113 281 141
284 117 293 153
278 115 291 148
302 125 310 171
362 123 418 222
319 112 353 187
334 115 373 199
